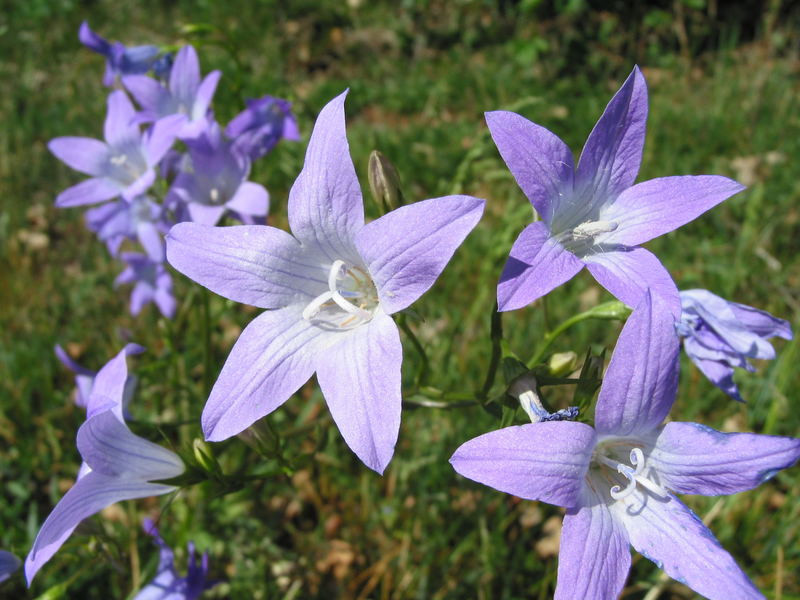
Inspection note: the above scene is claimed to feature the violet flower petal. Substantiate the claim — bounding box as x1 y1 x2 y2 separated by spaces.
316 311 402 474
226 181 269 217
48 137 110 177
496 221 584 312
449 421 596 507
0 551 21 583
169 46 200 106
192 70 222 121
484 110 574 224
55 177 120 208
728 301 793 340
595 291 680 437
355 195 485 315
105 90 141 148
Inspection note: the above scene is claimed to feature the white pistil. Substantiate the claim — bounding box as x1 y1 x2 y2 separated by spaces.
210 188 220 203
302 260 374 324
570 220 618 240
111 154 127 166
597 448 669 501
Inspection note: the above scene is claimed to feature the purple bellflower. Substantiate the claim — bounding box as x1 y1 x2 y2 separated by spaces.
49 90 180 208
123 45 221 140
0 551 21 583
450 291 800 599
85 195 171 261
26 349 185 584
226 95 300 161
166 122 269 226
115 252 177 319
166 90 485 473
134 519 217 600
677 289 793 402
79 22 160 87
488 66 744 317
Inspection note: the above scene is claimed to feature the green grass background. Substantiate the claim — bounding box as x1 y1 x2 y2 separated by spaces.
1 0 799 598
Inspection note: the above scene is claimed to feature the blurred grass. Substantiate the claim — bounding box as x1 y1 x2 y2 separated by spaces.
1 0 799 598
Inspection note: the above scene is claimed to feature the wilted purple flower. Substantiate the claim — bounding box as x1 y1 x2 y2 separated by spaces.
677 289 793 401
226 95 300 161
488 66 744 316
26 349 184 584
135 519 217 600
55 343 143 411
166 122 268 226
79 22 160 87
0 551 21 583
123 46 221 139
116 253 177 318
85 195 171 261
451 292 800 600
49 91 180 208
167 91 485 473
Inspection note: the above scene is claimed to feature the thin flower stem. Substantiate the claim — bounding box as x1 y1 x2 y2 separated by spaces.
480 304 503 399
527 312 596 368
398 316 429 385
403 396 481 409
201 288 212 397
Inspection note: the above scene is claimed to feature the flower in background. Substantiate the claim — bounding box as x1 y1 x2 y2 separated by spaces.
450 292 800 600
0 551 21 584
49 90 180 208
226 95 300 161
167 90 485 473
135 519 217 600
85 195 172 261
123 45 221 139
166 123 269 226
677 289 793 401
115 253 176 318
26 348 185 584
487 66 744 316
78 22 160 87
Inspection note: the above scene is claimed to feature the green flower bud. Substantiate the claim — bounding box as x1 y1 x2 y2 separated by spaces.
368 150 404 213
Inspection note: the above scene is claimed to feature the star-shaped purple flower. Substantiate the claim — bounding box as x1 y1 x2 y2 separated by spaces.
85 195 171 261
123 45 221 140
78 21 160 87
49 91 180 208
489 66 745 316
166 90 485 473
450 291 800 599
677 289 793 401
115 252 177 318
226 95 300 161
134 519 217 600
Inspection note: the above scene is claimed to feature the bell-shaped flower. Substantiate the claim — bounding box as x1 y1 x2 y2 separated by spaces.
488 66 745 316
49 91 180 208
450 291 800 600
123 45 221 140
677 289 792 401
226 95 300 161
134 519 217 600
166 90 485 473
78 21 160 87
165 122 269 226
115 252 177 318
85 195 171 261
0 551 20 583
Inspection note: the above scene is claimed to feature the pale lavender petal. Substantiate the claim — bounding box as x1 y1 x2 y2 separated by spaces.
48 137 110 176
85 346 130 419
555 489 630 600
601 176 745 246
497 221 585 311
484 110 574 224
55 177 121 207
287 90 364 260
131 281 154 315
0 551 20 583
576 66 648 200
192 70 222 120
144 115 184 165
167 222 324 308
153 284 176 319
650 421 800 496
315 311 401 473
355 195 485 314
78 21 110 55
584 245 681 318
202 306 325 441
449 421 596 507
54 344 94 376
122 169 156 201
613 493 764 600
595 291 680 437
227 182 269 217
105 90 140 148
169 46 200 104
729 302 792 340
137 222 165 262
123 75 170 116
187 203 226 226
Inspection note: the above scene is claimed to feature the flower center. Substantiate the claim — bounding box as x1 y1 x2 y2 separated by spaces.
592 443 668 501
555 219 618 256
302 259 379 329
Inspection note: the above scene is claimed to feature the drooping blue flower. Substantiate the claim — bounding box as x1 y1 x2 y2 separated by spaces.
49 91 181 208
226 95 300 161
487 66 744 317
134 519 218 599
0 551 21 583
165 122 269 226
166 90 485 473
677 289 793 401
85 195 172 261
115 252 177 319
450 291 800 600
78 22 160 87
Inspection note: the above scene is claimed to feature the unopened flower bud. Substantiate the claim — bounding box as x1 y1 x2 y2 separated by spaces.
548 351 578 377
368 150 404 212
192 438 220 475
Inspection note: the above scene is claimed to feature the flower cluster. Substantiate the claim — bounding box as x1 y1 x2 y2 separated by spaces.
50 23 298 318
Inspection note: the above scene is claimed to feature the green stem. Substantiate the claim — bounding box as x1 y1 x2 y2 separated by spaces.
398 316 429 385
201 288 213 397
528 312 590 367
480 304 503 399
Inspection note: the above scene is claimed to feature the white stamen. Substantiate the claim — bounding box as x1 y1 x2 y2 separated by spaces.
302 260 375 324
597 447 669 501
210 188 220 203
301 291 333 320
571 220 618 240
111 154 127 166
